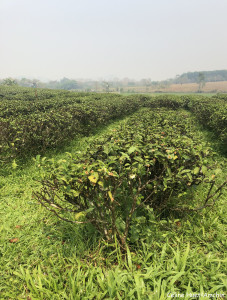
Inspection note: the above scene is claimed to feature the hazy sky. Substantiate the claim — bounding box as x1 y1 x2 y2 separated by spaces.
1 0 227 81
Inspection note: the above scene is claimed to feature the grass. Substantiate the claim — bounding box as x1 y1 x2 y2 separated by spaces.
0 111 226 299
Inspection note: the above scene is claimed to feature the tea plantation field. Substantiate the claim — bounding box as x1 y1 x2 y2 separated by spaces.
0 86 226 299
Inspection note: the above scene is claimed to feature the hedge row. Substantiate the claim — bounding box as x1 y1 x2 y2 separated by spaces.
0 88 142 162
186 96 227 146
35 108 217 246
1 86 226 163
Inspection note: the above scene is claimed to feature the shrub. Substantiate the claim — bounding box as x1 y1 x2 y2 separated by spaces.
34 109 225 248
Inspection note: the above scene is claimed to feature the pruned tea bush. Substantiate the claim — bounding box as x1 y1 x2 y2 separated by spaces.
34 109 225 248
184 96 227 147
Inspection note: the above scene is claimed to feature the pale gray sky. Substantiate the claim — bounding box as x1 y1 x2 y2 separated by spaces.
0 0 227 81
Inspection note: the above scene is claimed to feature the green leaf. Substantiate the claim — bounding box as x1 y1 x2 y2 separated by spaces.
72 190 80 197
126 245 132 271
85 207 94 214
61 177 68 184
201 165 207 174
98 181 104 187
75 212 85 220
12 159 18 169
214 168 222 175
88 172 99 183
167 167 172 177
128 146 137 154
108 191 114 202
193 167 200 175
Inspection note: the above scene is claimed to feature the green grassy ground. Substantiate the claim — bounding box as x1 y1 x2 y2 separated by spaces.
0 112 226 299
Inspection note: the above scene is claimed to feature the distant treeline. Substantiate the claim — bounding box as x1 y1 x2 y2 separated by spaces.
173 70 227 84
0 77 80 90
1 70 227 91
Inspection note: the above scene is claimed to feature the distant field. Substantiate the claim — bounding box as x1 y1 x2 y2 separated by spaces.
125 81 227 93
164 81 227 93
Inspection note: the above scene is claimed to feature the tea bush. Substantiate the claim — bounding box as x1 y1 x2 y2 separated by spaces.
186 97 227 146
0 86 143 162
1 86 226 165
34 109 224 247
